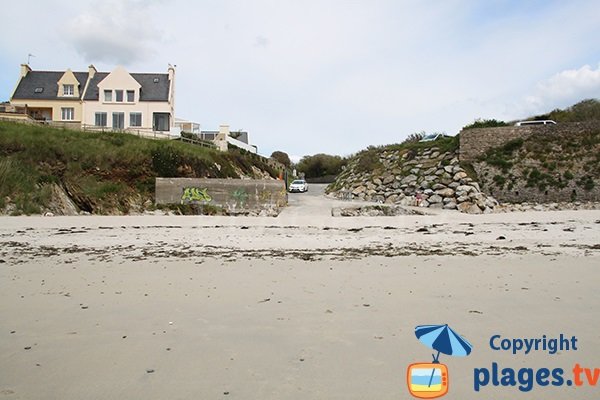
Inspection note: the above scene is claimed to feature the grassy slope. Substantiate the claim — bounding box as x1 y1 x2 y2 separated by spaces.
0 121 278 215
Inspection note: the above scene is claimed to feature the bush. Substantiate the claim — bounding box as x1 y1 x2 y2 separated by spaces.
270 151 291 167
577 176 595 191
493 174 506 187
297 153 346 178
563 170 574 180
531 98 600 122
151 145 183 177
355 149 382 173
462 119 509 130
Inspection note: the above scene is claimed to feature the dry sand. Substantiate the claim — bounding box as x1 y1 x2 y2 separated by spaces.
1 204 599 399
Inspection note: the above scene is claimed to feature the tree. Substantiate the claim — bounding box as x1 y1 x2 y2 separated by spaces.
296 153 346 178
270 151 291 167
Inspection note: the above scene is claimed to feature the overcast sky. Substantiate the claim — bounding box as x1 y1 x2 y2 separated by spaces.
1 0 599 160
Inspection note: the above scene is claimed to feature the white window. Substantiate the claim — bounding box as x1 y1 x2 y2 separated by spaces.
115 90 123 102
63 84 74 96
112 112 125 130
104 90 112 102
61 108 74 121
95 112 107 127
130 112 142 127
126 90 135 102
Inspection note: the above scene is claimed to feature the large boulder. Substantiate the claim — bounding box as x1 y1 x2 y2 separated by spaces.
453 171 468 181
401 174 418 184
458 201 482 214
436 187 455 197
428 194 443 204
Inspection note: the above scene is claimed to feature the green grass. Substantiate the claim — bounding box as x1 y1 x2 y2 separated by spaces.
350 135 460 174
0 121 278 215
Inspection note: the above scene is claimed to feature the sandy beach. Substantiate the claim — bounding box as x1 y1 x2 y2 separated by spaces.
1 188 599 399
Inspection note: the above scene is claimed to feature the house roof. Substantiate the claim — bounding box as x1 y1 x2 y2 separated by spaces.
12 71 89 100
12 70 170 102
131 73 170 101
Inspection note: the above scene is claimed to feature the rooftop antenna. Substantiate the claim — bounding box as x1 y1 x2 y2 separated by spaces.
27 53 35 65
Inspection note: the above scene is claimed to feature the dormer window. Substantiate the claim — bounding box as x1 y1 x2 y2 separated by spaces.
63 84 74 96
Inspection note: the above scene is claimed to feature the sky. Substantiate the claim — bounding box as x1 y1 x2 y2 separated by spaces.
1 0 599 161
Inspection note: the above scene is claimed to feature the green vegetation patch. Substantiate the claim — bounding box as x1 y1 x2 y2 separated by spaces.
462 119 509 130
0 121 277 215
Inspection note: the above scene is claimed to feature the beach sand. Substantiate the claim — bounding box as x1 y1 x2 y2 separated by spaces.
1 207 599 399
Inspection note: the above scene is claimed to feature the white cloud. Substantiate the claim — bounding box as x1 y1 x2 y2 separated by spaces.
1 0 600 157
525 64 600 112
64 0 164 65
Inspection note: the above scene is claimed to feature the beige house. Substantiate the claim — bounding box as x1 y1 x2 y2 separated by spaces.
9 64 177 136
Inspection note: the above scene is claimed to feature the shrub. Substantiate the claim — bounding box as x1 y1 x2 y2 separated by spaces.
493 174 506 187
151 145 183 177
270 151 291 167
297 153 346 178
577 176 595 191
462 119 509 130
563 171 574 180
355 150 382 173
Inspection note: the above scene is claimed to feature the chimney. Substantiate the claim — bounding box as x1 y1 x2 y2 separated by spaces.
215 124 230 152
20 64 31 78
167 64 176 111
218 124 230 137
88 64 97 79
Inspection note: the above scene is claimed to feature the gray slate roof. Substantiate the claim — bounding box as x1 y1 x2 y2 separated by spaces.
12 71 89 100
12 70 170 102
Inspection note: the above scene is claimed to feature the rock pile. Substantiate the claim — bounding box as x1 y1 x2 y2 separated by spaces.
495 201 600 213
331 205 427 217
327 146 499 213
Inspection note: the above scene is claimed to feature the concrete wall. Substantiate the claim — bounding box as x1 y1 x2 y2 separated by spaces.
155 178 287 213
459 121 600 162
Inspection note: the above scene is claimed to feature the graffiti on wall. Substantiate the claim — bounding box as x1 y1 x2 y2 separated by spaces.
181 187 212 204
231 188 249 207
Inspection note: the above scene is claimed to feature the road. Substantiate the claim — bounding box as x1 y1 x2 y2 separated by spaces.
279 183 345 218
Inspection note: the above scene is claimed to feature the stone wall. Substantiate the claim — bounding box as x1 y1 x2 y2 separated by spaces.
461 121 600 203
459 121 600 162
327 147 499 213
155 178 287 215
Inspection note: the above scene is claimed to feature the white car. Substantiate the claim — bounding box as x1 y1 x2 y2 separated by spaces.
288 179 308 193
515 120 556 126
419 133 450 142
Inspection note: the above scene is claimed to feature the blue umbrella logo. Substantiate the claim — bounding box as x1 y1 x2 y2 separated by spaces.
415 324 473 362
407 324 473 398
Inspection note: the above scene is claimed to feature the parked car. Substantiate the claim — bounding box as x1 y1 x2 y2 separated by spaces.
515 120 556 126
288 179 308 193
419 133 450 142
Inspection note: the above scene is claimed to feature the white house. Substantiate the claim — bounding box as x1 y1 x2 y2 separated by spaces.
9 64 178 136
